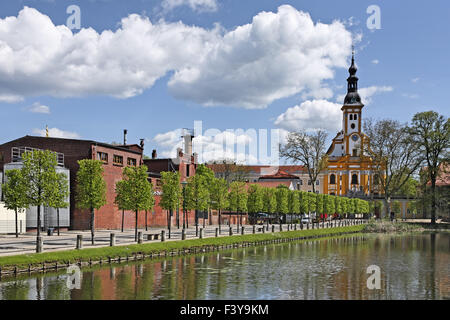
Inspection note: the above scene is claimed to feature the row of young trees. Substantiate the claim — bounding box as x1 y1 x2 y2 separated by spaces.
158 164 372 234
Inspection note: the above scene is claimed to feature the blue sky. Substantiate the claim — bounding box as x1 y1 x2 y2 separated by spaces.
0 0 449 163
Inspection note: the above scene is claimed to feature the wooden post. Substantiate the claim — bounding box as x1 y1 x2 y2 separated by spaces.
199 228 203 239
182 228 186 240
138 231 143 244
241 226 245 235
161 230 166 242
229 226 233 236
252 225 256 234
76 234 83 250
110 233 116 246
215 228 219 238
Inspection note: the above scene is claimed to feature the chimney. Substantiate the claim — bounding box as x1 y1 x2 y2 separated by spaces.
140 139 145 149
123 129 127 145
152 149 157 159
183 129 194 156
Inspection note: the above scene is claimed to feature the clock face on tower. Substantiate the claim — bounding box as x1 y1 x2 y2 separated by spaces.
351 134 359 142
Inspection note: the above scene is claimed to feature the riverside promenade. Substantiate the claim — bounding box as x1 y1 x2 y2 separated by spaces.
0 220 363 257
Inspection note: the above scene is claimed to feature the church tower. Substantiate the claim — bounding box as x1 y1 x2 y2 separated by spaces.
324 51 376 197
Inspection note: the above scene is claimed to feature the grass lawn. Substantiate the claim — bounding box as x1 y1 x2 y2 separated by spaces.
0 225 364 269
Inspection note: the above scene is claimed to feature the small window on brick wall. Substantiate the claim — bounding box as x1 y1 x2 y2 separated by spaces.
113 154 123 166
97 152 108 163
127 158 137 166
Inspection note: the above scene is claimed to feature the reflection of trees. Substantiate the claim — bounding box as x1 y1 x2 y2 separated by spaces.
0 279 30 300
44 275 71 300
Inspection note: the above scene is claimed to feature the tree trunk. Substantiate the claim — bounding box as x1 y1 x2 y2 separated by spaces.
15 209 18 238
145 210 148 231
37 204 41 237
91 207 95 245
431 178 437 224
57 208 60 236
168 210 172 239
135 210 139 242
121 210 125 232
218 209 221 233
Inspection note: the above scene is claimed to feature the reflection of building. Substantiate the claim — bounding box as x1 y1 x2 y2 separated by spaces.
324 53 378 197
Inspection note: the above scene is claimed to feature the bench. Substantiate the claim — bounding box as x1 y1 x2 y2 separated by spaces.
257 227 264 232
147 233 160 241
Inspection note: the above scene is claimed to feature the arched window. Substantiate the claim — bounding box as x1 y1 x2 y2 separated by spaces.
354 114 358 120
351 174 358 185
350 114 353 120
330 174 336 184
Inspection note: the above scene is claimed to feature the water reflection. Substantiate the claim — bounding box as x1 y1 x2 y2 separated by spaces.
0 233 448 300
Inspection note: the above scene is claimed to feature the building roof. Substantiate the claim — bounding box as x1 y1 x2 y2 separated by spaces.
0 135 143 155
259 169 300 180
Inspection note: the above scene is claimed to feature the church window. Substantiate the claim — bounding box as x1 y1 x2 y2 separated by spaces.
354 114 358 120
349 114 353 120
330 174 336 184
351 123 356 129
351 174 358 185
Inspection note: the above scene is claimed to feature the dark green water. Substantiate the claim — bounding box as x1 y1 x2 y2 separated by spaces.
0 232 448 300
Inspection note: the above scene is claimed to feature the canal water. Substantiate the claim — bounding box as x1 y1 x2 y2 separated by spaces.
0 232 448 300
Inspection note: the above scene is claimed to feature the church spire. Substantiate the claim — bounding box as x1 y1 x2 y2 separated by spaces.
343 47 363 106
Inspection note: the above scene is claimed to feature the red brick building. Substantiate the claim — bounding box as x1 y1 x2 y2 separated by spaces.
0 135 150 231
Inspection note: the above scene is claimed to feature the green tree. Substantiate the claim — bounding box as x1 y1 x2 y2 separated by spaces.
159 171 181 238
49 172 69 236
408 111 450 224
263 187 277 217
210 177 229 232
247 184 264 224
21 150 61 252
299 191 309 217
392 201 402 219
115 165 154 241
308 192 317 216
185 174 209 234
289 190 301 225
335 196 343 218
76 159 107 245
2 169 28 238
196 164 215 227
315 194 324 221
228 181 247 230
276 185 289 224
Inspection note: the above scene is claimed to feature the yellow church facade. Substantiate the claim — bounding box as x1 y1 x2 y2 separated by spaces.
323 53 380 197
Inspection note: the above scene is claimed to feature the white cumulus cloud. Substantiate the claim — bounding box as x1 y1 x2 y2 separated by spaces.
0 6 217 102
169 5 352 108
27 102 50 114
32 127 80 139
0 5 352 109
274 99 342 133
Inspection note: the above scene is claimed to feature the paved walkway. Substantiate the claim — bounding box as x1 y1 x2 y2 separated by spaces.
0 220 360 257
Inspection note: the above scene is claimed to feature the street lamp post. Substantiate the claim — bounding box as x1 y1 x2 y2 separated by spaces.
181 181 187 229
